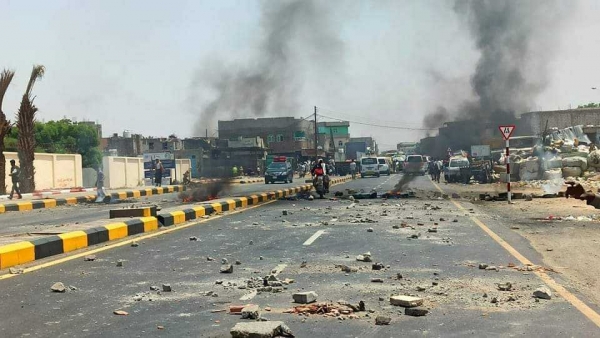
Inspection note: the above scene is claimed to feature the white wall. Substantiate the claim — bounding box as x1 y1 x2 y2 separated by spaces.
4 152 83 190
102 156 144 189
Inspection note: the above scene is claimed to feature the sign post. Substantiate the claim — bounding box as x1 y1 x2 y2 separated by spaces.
499 125 516 203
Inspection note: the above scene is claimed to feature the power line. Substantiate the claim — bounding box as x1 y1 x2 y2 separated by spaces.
316 112 437 131
315 106 428 128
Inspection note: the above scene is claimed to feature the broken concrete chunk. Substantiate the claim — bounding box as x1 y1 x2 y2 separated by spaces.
367 227 374 232
371 278 384 283
428 228 437 233
207 256 215 261
51 282 66 293
162 284 172 292
533 286 552 300
292 291 318 304
84 255 96 261
131 241 139 247
478 263 488 269
222 258 229 264
356 252 372 262
405 307 429 316
282 210 288 216
230 321 294 338
9 267 23 274
150 285 159 291
371 262 384 270
375 316 391 325
241 304 261 320
189 236 198 241
220 264 234 273
116 260 124 267
390 295 423 307
497 282 512 291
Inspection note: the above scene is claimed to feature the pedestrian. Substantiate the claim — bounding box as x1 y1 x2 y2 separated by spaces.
239 165 244 177
154 159 164 187
349 159 357 179
8 159 22 200
96 168 106 202
232 165 238 177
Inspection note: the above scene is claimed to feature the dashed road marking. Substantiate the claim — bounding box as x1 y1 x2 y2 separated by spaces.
303 230 325 246
429 178 600 328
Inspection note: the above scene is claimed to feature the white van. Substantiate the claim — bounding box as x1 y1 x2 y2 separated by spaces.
360 157 380 178
377 157 391 175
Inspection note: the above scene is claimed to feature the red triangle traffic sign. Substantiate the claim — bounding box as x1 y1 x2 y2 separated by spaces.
499 125 516 140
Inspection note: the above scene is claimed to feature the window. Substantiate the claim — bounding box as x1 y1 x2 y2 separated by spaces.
294 131 306 141
338 141 343 147
162 142 168 150
331 128 338 133
267 135 274 143
276 134 284 142
149 142 154 150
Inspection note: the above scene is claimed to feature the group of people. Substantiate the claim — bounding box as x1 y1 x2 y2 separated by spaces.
428 158 444 183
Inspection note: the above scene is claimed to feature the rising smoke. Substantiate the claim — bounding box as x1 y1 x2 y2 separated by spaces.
188 0 343 134
423 0 568 152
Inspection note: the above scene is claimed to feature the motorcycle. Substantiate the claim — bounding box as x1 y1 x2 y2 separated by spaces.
314 175 325 199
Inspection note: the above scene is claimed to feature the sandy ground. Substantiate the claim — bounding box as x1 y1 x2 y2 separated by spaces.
446 181 600 306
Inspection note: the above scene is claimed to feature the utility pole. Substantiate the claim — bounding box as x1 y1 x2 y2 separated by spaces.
314 106 318 164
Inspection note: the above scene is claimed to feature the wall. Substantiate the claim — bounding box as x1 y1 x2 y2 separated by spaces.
174 159 191 182
102 156 144 189
520 108 600 136
4 152 82 190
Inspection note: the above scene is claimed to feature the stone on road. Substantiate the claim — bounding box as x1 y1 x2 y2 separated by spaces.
50 282 66 293
533 286 552 300
292 291 318 304
390 295 423 307
230 321 294 338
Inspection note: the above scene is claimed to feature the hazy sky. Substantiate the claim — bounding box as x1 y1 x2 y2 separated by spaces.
2 0 600 150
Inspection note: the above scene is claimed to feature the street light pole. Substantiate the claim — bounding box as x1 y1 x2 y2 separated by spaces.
314 106 318 164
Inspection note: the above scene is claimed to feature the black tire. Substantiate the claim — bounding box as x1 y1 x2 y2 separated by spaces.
289 178 293 183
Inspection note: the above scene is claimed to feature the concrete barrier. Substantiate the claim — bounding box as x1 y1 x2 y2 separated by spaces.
4 152 82 190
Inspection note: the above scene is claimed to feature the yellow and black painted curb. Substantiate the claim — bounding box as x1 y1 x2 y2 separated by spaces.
0 177 350 270
0 186 185 215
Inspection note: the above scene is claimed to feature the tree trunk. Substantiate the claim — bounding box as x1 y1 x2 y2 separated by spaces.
17 98 36 193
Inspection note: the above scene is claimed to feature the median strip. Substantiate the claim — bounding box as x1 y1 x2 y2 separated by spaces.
0 177 351 271
0 185 185 215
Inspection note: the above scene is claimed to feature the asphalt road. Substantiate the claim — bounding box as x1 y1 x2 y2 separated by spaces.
0 174 598 337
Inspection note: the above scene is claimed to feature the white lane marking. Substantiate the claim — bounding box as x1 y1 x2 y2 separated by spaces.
303 230 325 246
272 264 287 276
239 290 257 301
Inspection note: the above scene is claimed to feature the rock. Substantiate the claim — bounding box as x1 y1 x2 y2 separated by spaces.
235 260 242 265
84 255 97 261
222 258 229 264
9 267 23 274
189 236 198 241
131 241 139 247
356 253 373 262
116 260 124 267
292 291 318 304
525 194 533 201
371 278 384 283
241 304 261 320
259 256 264 260
392 224 400 229
396 273 403 279
207 256 215 261
300 261 307 268
416 286 427 291
375 316 391 325
150 285 159 291
390 295 423 307
491 297 498 304
308 195 314 201
405 307 428 316
162 284 172 292
533 286 552 300
453 219 458 222
282 210 288 216
113 310 129 316
230 321 294 338
249 240 254 245
51 282 66 293
220 264 233 273
367 228 374 232
497 282 512 291
372 262 385 270
478 263 488 269
428 228 437 233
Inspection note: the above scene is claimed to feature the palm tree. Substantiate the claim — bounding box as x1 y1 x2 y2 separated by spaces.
17 65 45 193
0 69 15 195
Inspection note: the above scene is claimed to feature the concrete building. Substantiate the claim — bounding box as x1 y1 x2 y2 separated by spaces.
103 132 142 157
218 117 315 158
519 108 600 135
317 121 350 159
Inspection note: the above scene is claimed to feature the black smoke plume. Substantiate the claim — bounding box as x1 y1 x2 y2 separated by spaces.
422 0 567 156
188 0 342 134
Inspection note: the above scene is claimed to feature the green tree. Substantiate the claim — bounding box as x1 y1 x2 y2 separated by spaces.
577 102 600 109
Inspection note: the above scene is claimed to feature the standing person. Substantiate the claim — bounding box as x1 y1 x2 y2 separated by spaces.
349 159 357 179
232 165 238 177
96 168 106 202
239 165 244 177
8 160 22 200
154 159 164 187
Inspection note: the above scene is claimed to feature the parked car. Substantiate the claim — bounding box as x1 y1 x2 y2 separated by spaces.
377 157 392 175
403 155 426 175
360 157 380 178
444 157 470 183
264 157 293 184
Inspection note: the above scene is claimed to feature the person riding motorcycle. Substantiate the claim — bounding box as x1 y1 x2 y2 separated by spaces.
311 159 330 193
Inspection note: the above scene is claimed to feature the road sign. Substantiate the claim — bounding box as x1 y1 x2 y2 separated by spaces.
499 125 516 140
471 145 491 158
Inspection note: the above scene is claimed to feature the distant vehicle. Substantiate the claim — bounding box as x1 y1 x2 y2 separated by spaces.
377 157 392 175
264 156 293 184
360 157 380 178
444 157 470 183
403 155 425 175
